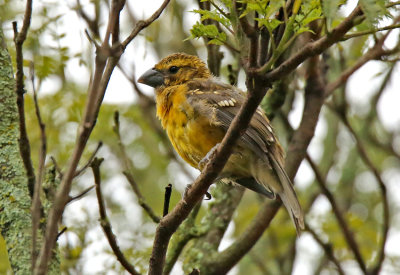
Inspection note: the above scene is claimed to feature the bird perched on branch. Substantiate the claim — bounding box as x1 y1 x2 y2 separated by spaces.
138 53 304 233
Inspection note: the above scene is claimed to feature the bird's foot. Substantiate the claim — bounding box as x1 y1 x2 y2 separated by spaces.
198 143 220 171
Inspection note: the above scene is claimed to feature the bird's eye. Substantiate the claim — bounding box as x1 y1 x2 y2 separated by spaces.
168 66 179 74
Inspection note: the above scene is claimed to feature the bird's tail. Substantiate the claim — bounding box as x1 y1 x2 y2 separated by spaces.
269 157 304 235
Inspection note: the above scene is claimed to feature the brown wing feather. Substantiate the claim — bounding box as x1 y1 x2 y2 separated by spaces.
186 78 304 233
186 78 278 163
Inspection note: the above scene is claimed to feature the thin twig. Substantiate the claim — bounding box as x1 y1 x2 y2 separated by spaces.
74 141 103 177
67 185 95 204
113 111 161 223
305 223 345 275
339 114 389 275
76 0 100 38
325 17 398 98
50 156 63 178
163 184 172 217
122 0 171 49
12 2 35 198
56 227 68 240
123 172 161 223
91 158 141 275
342 23 400 41
306 154 367 273
11 0 35 269
258 5 363 77
30 62 47 271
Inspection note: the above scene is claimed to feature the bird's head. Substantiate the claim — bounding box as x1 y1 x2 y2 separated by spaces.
138 53 211 88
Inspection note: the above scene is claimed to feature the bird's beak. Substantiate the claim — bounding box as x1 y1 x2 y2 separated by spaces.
138 68 164 88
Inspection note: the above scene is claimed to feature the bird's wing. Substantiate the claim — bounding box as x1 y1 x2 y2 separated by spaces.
186 78 305 233
185 78 280 164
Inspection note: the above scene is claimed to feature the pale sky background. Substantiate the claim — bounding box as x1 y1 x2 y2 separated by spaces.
9 0 400 274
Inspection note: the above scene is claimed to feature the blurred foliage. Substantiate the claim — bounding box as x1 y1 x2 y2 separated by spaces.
1 0 400 274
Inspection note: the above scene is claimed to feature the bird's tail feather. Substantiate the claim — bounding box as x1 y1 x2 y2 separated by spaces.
270 157 305 235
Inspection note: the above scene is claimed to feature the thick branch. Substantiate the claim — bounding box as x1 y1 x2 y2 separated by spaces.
35 1 168 273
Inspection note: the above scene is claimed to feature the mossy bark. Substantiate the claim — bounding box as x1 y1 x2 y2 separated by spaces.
0 27 33 274
0 27 59 275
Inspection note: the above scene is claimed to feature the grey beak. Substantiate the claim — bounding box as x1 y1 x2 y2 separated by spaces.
138 68 164 88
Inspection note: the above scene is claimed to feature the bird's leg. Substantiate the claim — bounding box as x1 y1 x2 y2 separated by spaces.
198 143 220 171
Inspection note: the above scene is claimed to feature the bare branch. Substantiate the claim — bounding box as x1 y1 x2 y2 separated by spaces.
342 23 400 41
325 16 400 98
34 0 169 271
74 141 103 177
30 62 47 271
75 0 100 38
113 110 161 223
259 5 363 78
12 0 35 198
305 223 345 275
338 114 389 275
122 0 171 49
67 185 95 204
306 154 367 273
50 156 63 178
123 172 161 223
91 158 141 275
163 184 172 217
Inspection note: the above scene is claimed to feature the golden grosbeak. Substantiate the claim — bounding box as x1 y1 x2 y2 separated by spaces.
138 53 304 233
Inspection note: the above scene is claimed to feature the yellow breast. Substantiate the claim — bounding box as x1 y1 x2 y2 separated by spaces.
156 86 224 168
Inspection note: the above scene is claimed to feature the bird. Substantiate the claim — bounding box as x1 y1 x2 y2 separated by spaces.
138 53 304 234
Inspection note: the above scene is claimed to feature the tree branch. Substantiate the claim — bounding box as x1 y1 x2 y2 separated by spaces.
30 63 47 271
122 0 171 49
163 184 172 217
34 1 168 273
305 222 345 275
91 158 141 275
148 4 367 274
113 110 161 223
339 113 389 275
259 5 363 78
12 0 35 198
306 154 367 273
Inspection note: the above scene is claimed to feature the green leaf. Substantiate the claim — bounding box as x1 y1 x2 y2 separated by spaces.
360 0 390 27
322 0 341 26
296 26 315 34
255 18 283 32
189 22 227 44
294 0 322 32
192 9 230 28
